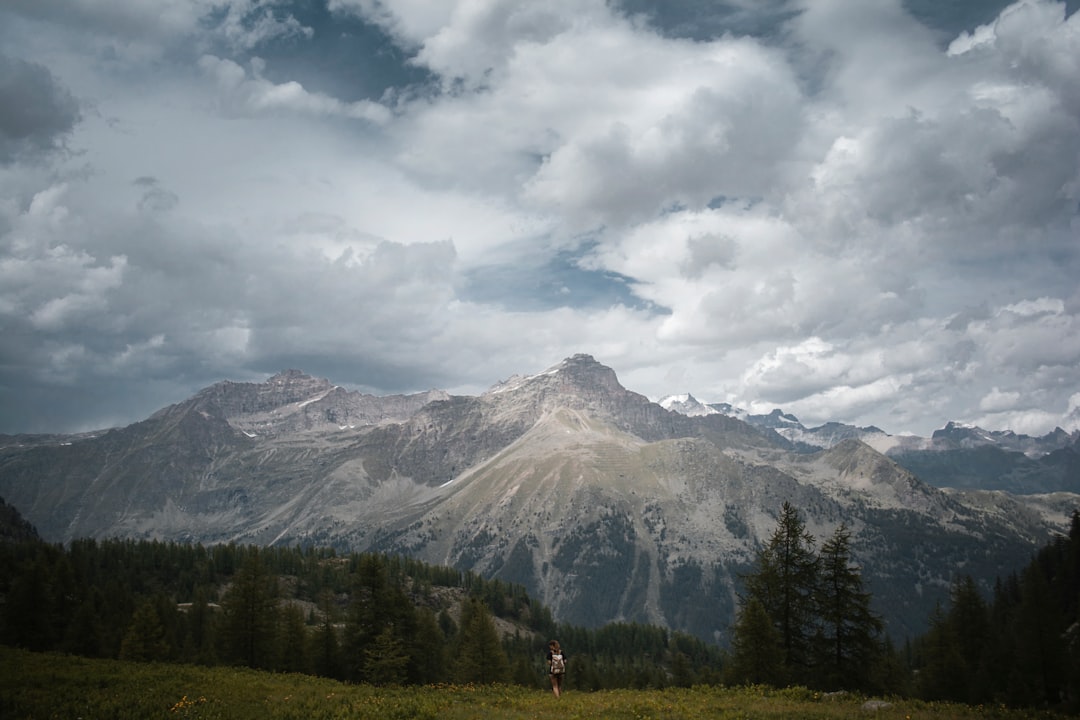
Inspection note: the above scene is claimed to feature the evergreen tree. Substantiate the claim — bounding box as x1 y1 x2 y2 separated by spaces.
311 589 344 679
872 636 911 697
727 597 784 685
363 625 411 684
411 608 447 684
743 501 819 683
180 585 218 666
1009 563 1065 706
119 597 171 662
277 603 310 673
452 597 510 684
814 524 883 691
669 650 695 688
916 602 967 701
945 575 991 702
62 587 105 657
220 549 279 669
4 555 56 651
343 554 415 682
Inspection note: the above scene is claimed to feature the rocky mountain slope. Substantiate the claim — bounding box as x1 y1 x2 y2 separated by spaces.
0 355 1070 642
0 496 40 542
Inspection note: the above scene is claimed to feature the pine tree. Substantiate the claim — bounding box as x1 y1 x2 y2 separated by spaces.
277 603 309 673
119 597 171 662
1009 563 1065 705
814 523 883 691
221 549 279 669
916 602 967 701
182 585 218 665
452 597 510 684
343 554 416 682
364 625 411 684
311 589 344 679
411 608 447 684
945 575 990 702
742 501 819 683
62 586 105 657
4 555 56 651
727 597 784 685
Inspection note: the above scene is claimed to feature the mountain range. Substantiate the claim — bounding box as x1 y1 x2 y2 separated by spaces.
2 355 1077 643
658 393 1080 496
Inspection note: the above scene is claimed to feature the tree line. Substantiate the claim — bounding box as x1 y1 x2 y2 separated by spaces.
0 536 721 689
4 503 1080 710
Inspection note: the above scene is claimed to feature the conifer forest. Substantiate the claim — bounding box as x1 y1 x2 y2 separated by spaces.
3 506 1080 713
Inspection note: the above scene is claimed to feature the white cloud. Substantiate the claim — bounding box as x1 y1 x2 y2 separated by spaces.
979 387 1022 413
1 0 1079 437
198 55 391 124
216 0 314 51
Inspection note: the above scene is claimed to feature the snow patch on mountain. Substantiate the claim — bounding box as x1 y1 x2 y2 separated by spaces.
658 394 719 417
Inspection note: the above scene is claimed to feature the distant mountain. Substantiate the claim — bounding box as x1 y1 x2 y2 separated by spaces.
0 355 1072 643
658 394 720 417
669 403 1080 496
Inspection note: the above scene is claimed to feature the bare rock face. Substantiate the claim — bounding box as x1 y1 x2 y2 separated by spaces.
192 369 449 436
0 355 1063 642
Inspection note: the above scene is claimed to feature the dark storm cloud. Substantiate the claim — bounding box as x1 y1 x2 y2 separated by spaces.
1 0 1079 438
0 54 80 163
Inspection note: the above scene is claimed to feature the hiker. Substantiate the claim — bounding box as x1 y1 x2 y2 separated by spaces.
546 639 566 697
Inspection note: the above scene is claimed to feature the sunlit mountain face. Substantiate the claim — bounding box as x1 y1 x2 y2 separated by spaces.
2 357 1071 643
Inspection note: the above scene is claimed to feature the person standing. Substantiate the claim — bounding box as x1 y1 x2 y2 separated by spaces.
546 639 566 697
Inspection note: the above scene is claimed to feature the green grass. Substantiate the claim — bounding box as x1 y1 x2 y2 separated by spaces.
0 646 1064 719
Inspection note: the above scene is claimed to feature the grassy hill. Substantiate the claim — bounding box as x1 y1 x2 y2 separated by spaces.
0 646 1061 720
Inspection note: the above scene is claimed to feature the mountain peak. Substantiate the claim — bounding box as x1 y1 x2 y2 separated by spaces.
547 353 606 376
659 393 719 417
541 354 623 393
486 354 621 396
268 368 316 382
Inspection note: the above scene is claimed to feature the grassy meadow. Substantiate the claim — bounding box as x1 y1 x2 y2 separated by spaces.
1 646 1067 720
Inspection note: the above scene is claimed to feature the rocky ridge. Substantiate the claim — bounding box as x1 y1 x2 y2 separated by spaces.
0 355 1070 642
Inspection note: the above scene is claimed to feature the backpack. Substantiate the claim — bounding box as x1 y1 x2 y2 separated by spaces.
550 652 565 675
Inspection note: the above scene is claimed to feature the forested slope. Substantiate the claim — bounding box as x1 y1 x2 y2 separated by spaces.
0 536 722 688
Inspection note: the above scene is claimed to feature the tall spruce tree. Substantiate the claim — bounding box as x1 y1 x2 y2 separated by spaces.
452 597 510 684
742 501 819 683
221 549 279 669
364 625 411 684
343 554 416 682
1010 563 1065 705
311 588 344 679
180 585 218 666
119 597 171 662
946 575 991 703
277 603 310 673
814 523 883 691
411 607 447 684
728 597 784 685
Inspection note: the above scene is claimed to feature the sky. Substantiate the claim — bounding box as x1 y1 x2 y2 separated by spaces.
1 0 1079 438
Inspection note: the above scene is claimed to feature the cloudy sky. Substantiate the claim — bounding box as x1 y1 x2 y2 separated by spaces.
1 0 1079 437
